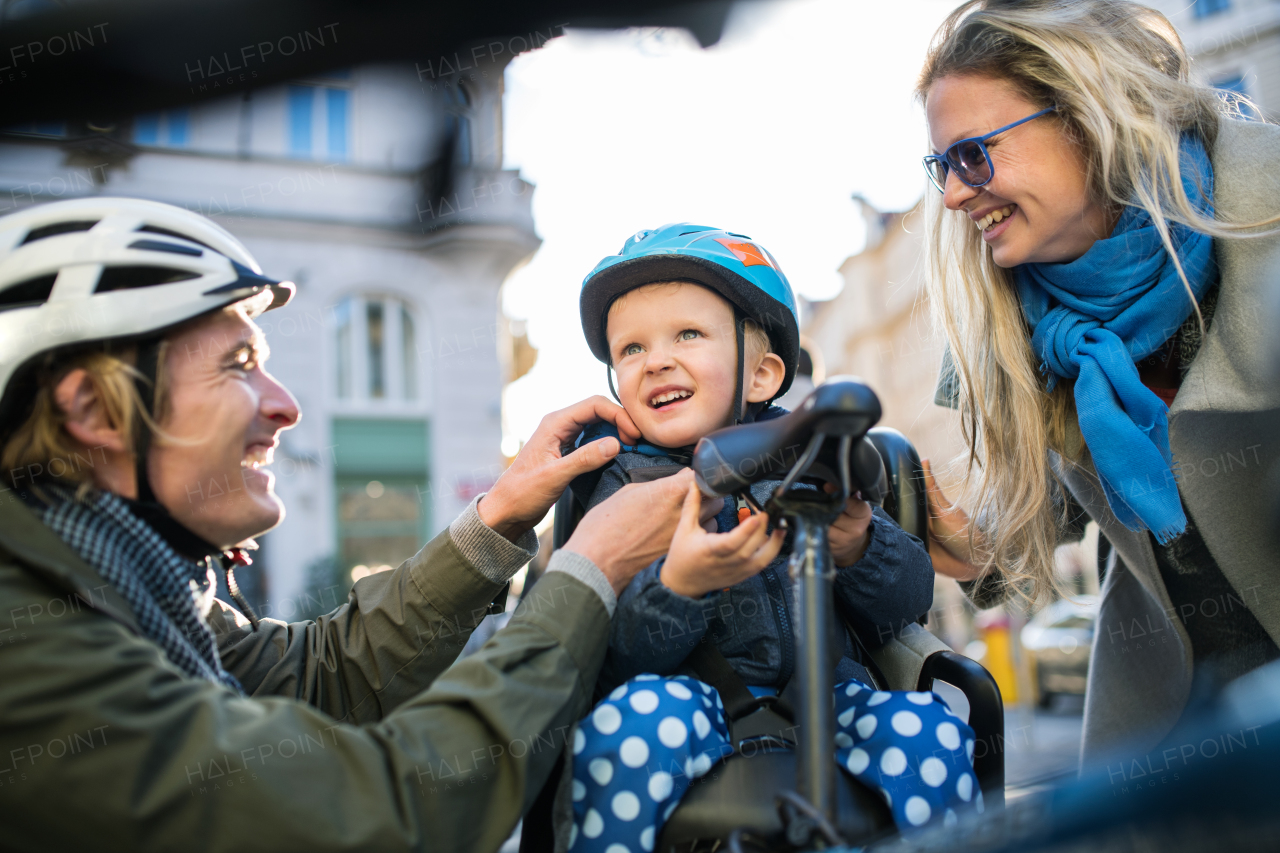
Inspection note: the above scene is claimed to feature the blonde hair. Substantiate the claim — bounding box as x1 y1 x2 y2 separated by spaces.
0 294 270 495
917 0 1278 604
0 343 167 494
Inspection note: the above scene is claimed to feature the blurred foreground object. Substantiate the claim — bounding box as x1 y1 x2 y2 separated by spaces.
1 0 733 124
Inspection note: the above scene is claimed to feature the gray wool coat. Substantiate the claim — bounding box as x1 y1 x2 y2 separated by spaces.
936 117 1280 767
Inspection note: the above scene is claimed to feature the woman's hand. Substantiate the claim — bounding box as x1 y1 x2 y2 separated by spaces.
829 490 873 567
922 459 982 581
660 482 785 599
479 396 641 542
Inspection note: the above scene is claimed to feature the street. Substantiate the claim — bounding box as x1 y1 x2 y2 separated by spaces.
1004 695 1086 797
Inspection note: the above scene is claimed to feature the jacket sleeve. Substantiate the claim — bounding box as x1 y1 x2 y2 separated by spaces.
0 554 608 853
834 507 935 649
209 496 538 723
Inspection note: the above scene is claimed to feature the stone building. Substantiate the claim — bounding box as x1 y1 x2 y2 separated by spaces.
1145 0 1280 117
0 58 539 614
805 197 965 475
803 198 983 649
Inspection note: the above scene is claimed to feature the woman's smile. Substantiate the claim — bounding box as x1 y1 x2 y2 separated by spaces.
927 74 1113 266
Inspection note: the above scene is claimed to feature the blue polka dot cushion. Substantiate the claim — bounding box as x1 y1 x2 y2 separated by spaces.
568 674 980 851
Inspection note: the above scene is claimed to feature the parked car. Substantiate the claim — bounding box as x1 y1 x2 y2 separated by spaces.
1021 595 1099 707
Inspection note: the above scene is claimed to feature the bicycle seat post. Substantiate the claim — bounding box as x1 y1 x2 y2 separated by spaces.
689 378 885 833
772 490 844 827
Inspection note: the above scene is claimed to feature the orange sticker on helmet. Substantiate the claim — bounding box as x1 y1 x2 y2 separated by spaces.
714 238 776 269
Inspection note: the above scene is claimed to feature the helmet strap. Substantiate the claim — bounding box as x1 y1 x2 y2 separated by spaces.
132 338 162 506
733 308 749 426
734 311 770 426
737 307 773 422
606 362 622 405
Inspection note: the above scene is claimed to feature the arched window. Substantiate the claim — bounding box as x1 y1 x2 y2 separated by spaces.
442 82 472 167
332 295 420 402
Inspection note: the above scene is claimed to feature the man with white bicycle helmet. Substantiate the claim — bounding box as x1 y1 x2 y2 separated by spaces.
0 198 703 852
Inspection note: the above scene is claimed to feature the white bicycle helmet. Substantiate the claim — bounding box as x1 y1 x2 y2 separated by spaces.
0 198 294 627
0 196 293 421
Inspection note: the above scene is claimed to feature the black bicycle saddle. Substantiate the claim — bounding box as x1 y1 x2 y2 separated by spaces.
691 378 886 500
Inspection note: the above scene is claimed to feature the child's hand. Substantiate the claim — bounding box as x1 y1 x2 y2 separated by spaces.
829 490 873 567
660 482 785 598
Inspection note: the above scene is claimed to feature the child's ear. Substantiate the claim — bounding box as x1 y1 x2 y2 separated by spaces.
745 353 786 404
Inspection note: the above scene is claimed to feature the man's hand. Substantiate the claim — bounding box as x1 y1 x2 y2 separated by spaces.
829 491 873 567
565 470 722 596
922 459 982 581
478 396 642 542
659 483 785 599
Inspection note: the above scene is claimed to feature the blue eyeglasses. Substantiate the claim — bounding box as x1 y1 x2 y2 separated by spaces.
923 106 1056 193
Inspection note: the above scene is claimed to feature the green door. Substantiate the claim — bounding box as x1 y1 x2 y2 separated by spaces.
331 418 430 573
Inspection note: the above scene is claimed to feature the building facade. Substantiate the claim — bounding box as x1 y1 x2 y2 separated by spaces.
805 197 965 473
0 59 539 614
1145 0 1280 117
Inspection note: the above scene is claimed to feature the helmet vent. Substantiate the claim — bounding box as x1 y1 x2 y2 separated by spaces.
129 238 203 257
0 273 56 310
135 224 216 252
96 265 199 293
20 220 99 245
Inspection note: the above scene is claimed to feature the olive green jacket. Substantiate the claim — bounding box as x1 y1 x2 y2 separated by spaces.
0 493 610 852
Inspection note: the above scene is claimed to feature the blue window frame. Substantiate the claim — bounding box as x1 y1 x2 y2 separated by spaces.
133 109 192 148
134 115 160 145
326 88 349 160
287 85 314 157
168 109 190 146
1193 0 1230 19
287 79 352 162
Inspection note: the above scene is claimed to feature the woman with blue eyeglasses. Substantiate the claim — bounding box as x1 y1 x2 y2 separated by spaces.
913 0 1280 769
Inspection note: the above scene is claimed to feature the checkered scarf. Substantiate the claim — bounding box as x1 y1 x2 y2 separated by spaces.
41 487 243 692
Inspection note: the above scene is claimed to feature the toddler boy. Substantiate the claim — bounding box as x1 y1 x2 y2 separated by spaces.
565 224 979 850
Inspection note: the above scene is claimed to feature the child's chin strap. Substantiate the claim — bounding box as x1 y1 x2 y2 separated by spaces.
605 307 767 425
607 361 622 405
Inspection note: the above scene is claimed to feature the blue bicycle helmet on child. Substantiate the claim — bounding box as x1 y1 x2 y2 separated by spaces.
580 223 801 421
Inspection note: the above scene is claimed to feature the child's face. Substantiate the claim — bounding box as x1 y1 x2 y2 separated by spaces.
606 283 741 448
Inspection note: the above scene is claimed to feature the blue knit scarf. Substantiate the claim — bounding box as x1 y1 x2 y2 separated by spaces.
40 487 243 691
1014 135 1217 544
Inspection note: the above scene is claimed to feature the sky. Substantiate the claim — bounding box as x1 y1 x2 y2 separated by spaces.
499 0 959 454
